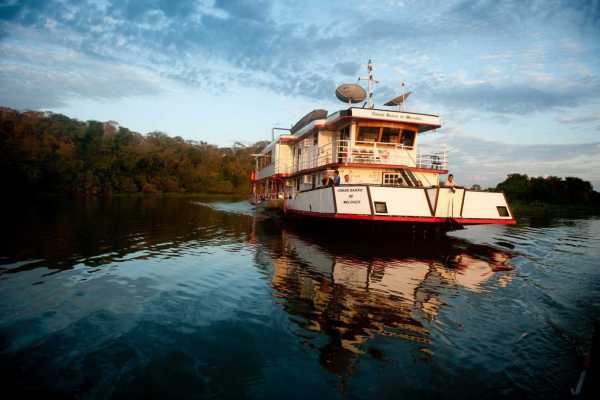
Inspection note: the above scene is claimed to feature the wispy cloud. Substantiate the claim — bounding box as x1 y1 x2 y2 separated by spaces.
1 0 598 109
424 77 600 114
0 40 163 109
556 113 600 125
425 133 600 189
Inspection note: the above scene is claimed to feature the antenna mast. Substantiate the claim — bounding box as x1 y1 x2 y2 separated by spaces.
359 59 378 109
399 82 405 112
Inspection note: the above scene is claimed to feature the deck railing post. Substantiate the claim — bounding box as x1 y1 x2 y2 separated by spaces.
373 141 377 164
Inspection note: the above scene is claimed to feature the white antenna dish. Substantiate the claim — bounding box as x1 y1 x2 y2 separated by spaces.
335 83 367 105
384 91 412 107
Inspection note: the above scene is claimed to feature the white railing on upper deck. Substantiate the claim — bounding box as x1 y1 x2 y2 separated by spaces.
415 150 448 171
295 142 335 172
256 159 292 180
293 140 448 172
258 140 448 179
336 140 416 167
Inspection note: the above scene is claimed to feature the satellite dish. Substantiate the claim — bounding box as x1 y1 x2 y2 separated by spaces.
335 83 367 104
291 109 328 134
384 91 412 106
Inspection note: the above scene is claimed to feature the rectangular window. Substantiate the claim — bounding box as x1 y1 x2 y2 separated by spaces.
313 134 318 146
374 201 388 213
381 128 400 143
357 126 379 142
401 130 415 147
383 173 402 185
497 206 509 217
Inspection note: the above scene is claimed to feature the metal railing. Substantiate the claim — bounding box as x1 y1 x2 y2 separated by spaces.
415 150 448 170
257 140 448 178
256 159 292 180
335 140 416 166
295 142 334 172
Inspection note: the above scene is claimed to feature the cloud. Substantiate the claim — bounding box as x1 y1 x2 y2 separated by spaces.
556 113 600 125
0 42 163 109
334 62 360 77
423 133 600 189
0 0 599 116
426 78 600 114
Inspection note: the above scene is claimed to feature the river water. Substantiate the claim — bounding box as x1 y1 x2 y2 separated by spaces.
0 197 598 399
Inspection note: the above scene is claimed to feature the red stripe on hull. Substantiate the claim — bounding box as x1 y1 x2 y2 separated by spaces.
286 209 516 225
453 218 516 225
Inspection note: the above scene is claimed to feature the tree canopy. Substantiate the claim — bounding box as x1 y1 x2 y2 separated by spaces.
0 107 268 196
496 173 600 205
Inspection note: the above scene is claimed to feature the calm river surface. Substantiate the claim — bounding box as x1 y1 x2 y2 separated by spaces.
0 197 599 399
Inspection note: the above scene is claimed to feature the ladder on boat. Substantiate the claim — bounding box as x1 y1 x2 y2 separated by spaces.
399 169 419 187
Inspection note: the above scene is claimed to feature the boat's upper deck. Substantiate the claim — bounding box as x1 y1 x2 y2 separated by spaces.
255 107 446 181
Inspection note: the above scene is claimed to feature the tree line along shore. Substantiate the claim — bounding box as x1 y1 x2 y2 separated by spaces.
0 107 267 196
1 107 599 216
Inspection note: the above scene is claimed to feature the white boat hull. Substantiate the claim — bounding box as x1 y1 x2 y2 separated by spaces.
285 185 515 226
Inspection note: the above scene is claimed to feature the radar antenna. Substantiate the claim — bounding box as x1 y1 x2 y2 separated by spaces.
358 59 378 109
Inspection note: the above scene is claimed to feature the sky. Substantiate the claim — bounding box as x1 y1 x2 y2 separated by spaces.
1 0 600 188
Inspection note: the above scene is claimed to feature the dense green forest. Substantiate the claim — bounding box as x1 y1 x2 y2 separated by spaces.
0 107 268 195
496 173 600 207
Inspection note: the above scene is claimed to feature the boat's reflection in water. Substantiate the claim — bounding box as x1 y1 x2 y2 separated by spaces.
257 222 514 376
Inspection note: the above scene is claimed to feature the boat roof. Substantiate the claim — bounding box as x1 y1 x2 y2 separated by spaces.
259 107 441 155
291 107 440 138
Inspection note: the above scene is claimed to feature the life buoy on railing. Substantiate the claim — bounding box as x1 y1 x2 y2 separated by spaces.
250 171 256 182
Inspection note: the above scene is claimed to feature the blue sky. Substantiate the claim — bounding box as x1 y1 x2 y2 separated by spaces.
1 0 600 188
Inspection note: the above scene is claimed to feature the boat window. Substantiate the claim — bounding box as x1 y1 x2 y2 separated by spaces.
401 130 415 147
357 126 379 142
374 201 388 213
313 133 318 146
380 128 401 143
497 206 509 217
383 172 402 186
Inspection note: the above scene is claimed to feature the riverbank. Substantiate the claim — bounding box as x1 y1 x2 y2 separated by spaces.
511 201 600 218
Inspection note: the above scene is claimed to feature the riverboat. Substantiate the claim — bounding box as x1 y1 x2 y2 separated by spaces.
251 61 515 232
